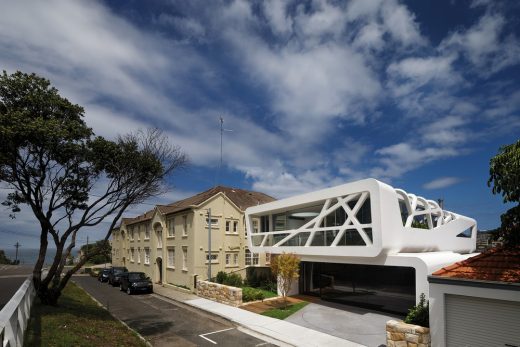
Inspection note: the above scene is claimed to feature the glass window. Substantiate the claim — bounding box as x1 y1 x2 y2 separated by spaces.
182 215 188 236
137 247 141 263
144 225 150 239
252 220 259 233
233 221 238 233
157 230 163 248
233 253 238 266
206 218 218 227
206 253 218 264
144 248 150 265
130 248 135 262
265 252 271 264
253 252 259 265
182 247 188 270
225 253 231 265
167 248 175 267
167 217 175 237
336 229 367 246
260 216 270 233
245 249 251 266
226 221 230 232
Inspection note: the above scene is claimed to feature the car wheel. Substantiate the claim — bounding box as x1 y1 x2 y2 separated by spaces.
126 287 131 295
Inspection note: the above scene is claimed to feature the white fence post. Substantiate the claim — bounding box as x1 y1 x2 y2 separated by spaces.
0 276 36 347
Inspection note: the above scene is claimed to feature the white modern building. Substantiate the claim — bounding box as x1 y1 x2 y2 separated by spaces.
246 178 478 314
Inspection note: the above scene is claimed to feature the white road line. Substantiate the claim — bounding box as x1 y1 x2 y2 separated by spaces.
199 327 235 345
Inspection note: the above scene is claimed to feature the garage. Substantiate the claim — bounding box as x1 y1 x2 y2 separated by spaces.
300 262 415 315
428 247 520 347
445 294 520 347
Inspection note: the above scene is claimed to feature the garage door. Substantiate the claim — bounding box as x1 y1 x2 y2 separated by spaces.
445 294 520 347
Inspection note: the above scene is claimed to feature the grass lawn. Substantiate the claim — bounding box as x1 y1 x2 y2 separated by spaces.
24 282 147 347
261 301 309 320
242 286 278 299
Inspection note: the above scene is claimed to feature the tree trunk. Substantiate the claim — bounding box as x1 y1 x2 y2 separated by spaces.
37 286 61 306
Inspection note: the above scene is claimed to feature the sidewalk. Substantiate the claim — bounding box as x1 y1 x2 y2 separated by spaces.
153 285 365 347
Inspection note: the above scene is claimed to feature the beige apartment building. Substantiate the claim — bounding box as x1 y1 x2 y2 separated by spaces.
111 186 275 289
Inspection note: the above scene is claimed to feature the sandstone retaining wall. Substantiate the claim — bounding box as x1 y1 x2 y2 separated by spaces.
196 280 242 307
386 320 431 347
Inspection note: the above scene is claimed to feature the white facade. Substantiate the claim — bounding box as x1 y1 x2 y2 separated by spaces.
245 178 478 303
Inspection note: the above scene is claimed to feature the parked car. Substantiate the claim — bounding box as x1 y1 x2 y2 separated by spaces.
98 268 111 282
108 266 128 286
119 272 153 295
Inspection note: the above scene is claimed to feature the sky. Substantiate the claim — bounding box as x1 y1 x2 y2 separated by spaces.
0 0 519 249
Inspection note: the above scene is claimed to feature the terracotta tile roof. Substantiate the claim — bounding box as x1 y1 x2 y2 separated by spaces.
432 246 520 283
125 209 155 226
157 186 275 215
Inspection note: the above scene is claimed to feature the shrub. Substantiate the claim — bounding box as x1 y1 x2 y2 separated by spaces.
223 273 243 287
246 266 274 288
404 293 429 327
260 280 277 293
242 287 265 302
215 271 228 284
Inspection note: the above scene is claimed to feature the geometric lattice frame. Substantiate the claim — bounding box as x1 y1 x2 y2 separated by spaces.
256 191 372 247
395 188 458 229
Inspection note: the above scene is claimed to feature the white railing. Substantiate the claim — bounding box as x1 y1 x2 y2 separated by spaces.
0 276 35 347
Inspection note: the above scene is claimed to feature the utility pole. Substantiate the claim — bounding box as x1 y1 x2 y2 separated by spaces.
207 208 212 281
14 242 20 264
216 117 232 186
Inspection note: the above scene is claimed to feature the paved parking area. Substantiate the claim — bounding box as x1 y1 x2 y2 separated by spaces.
73 276 278 347
285 299 403 347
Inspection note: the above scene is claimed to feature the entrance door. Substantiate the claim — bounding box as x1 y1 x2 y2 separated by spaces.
156 257 163 283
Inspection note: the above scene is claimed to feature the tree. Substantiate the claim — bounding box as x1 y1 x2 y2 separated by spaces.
270 252 300 309
0 250 15 265
488 139 520 247
80 240 111 265
0 71 187 305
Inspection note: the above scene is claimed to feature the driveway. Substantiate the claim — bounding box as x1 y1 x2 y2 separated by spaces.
73 276 278 346
285 298 403 347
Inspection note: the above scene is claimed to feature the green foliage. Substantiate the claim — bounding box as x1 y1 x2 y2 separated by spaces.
488 140 520 247
246 266 275 288
411 219 429 229
0 71 187 305
260 280 277 293
215 271 228 284
0 250 15 265
223 273 243 287
270 253 300 307
242 287 265 302
404 293 429 327
488 140 520 204
261 302 309 320
81 240 111 264
499 205 520 247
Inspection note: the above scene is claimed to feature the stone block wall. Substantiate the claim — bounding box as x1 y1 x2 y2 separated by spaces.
386 320 431 347
196 280 243 307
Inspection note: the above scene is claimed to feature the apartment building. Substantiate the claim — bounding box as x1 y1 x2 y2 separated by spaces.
111 186 275 289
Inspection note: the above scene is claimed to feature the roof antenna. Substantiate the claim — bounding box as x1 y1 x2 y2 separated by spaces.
216 116 232 187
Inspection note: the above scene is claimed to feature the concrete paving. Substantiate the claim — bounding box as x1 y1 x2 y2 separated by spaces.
153 284 364 347
285 300 403 347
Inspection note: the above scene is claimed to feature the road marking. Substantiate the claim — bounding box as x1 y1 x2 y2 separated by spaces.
199 327 235 344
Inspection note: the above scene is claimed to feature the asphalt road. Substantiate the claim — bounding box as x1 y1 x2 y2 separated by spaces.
0 265 33 310
73 276 278 347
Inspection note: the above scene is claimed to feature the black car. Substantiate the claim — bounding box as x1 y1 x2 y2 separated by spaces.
119 272 153 295
98 268 111 282
108 266 128 286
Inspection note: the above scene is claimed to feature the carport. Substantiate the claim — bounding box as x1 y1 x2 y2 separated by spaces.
300 262 416 315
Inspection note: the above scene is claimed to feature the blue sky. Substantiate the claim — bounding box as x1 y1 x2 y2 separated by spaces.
0 0 519 248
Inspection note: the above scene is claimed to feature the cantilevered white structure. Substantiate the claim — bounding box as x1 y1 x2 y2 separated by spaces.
246 179 478 313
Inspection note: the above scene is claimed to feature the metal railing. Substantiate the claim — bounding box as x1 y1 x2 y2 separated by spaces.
0 276 35 347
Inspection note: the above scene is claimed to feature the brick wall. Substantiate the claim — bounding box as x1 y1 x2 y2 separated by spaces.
196 280 243 307
386 320 431 347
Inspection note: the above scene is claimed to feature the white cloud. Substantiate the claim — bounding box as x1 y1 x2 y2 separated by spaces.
423 177 462 190
441 13 520 75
